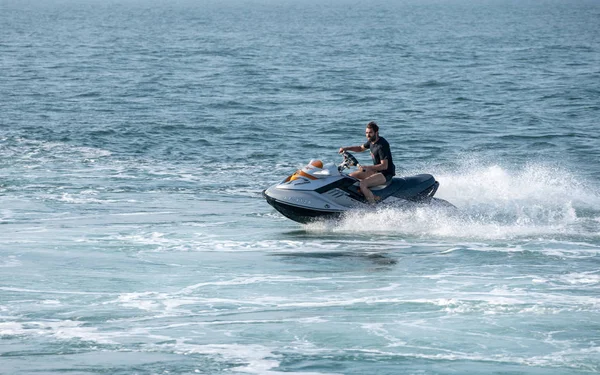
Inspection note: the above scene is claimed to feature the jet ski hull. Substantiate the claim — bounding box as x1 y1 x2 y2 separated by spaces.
262 190 343 223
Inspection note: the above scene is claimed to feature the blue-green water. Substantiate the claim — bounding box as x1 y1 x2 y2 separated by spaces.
2 0 600 374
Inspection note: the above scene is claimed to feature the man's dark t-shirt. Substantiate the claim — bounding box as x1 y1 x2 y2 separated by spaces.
363 136 395 177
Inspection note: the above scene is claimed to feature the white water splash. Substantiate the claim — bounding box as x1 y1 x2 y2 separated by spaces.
307 162 600 240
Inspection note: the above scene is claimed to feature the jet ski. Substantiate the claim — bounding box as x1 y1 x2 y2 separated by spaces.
263 152 454 223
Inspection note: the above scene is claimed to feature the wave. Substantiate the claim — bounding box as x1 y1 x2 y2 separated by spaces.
0 137 112 163
4 136 600 243
306 159 600 241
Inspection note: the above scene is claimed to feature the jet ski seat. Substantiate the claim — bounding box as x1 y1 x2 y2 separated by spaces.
370 180 393 190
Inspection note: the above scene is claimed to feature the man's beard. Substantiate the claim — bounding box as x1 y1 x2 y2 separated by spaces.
369 135 377 142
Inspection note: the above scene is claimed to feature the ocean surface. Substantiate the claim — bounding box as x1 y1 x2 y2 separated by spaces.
2 0 600 374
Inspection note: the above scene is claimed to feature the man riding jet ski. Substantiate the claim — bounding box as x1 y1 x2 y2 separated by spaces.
262 152 453 224
338 121 396 204
264 121 453 223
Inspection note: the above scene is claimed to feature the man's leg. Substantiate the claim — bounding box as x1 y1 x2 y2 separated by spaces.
359 173 386 204
348 168 372 179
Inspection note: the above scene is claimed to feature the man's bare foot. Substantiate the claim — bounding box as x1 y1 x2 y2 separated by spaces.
367 196 381 205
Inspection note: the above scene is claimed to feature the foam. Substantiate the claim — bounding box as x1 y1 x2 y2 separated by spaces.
168 343 342 375
40 299 61 305
337 347 594 370
361 323 407 347
5 137 112 162
0 320 117 344
0 287 111 296
179 275 334 294
208 239 343 253
0 322 27 336
554 272 600 285
56 192 122 204
462 242 600 258
0 209 13 222
112 234 340 254
106 275 338 314
0 255 21 268
303 161 600 241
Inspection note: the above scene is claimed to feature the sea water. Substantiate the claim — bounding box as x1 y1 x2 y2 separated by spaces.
1 0 600 374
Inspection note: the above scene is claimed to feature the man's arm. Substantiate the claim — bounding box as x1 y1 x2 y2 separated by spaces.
338 145 366 154
364 159 388 173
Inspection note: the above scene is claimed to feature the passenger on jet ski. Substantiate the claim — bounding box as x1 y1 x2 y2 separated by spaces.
338 121 395 204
